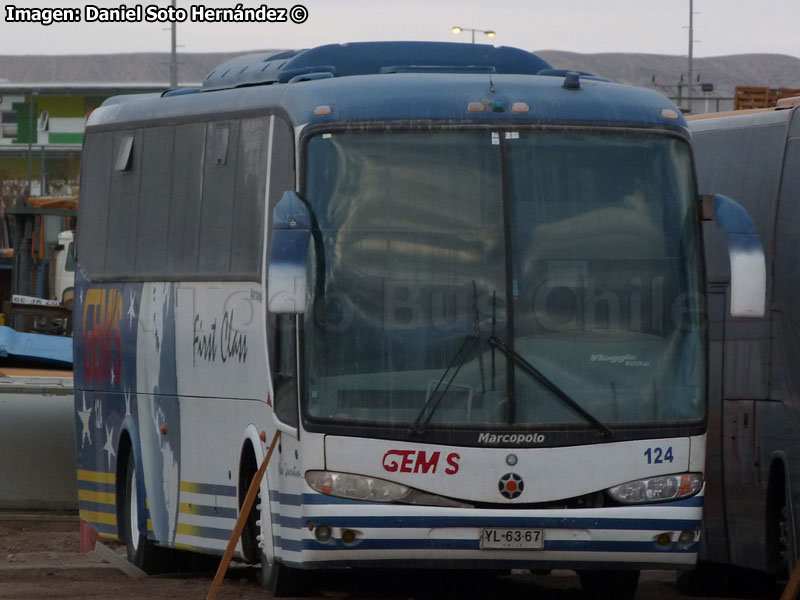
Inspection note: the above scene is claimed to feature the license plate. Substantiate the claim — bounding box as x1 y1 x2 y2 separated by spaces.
480 528 544 550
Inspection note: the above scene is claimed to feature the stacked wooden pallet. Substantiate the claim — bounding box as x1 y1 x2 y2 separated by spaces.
734 86 800 110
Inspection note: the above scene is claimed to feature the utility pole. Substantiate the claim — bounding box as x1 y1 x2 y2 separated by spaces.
687 0 694 113
651 1 709 113
27 94 33 199
169 0 178 88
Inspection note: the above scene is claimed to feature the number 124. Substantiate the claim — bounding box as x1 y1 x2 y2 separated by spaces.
644 447 674 464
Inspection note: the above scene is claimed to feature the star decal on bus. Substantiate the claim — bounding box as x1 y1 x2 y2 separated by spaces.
77 393 92 447
103 424 116 471
127 290 137 327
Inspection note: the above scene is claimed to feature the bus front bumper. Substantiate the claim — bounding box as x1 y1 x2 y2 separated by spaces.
268 491 703 571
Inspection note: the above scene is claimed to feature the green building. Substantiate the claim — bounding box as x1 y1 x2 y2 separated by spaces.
0 83 171 202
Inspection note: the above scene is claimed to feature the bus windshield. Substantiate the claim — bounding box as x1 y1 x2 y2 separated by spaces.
302 129 703 433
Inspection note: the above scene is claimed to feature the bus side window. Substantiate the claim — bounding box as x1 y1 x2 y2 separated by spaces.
273 313 299 427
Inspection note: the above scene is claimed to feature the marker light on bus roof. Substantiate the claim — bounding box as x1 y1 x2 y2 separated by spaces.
314 105 332 116
467 102 485 113
511 102 530 113
661 108 680 120
607 473 702 504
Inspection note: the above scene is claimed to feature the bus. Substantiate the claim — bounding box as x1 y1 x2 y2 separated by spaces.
74 41 766 599
687 98 800 587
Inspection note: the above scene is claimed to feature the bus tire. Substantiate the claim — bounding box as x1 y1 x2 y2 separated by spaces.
260 554 310 597
767 463 796 591
244 454 311 597
122 452 173 573
239 446 260 564
578 569 639 600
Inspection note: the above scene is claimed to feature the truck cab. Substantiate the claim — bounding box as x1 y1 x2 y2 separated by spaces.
53 229 75 310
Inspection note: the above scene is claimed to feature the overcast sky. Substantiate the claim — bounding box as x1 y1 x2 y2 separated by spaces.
1 0 798 58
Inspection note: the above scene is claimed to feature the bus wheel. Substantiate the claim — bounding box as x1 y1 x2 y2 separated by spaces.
123 453 172 573
260 554 310 597
776 491 797 588
239 451 260 564
768 466 797 589
578 569 639 600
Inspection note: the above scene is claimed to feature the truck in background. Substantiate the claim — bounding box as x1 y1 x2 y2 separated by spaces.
687 96 800 587
1 196 75 334
53 229 75 310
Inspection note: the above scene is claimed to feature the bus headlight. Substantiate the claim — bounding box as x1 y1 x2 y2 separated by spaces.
306 471 412 502
607 473 703 504
305 470 471 508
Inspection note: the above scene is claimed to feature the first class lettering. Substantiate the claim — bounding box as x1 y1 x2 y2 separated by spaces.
382 449 460 475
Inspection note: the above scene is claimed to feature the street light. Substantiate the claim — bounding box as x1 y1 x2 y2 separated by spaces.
451 26 496 44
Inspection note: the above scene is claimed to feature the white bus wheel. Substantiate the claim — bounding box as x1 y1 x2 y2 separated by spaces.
122 452 175 573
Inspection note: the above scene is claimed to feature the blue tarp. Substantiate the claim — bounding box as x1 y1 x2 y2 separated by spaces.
0 326 72 367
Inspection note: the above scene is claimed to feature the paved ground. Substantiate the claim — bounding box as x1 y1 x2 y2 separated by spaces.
0 517 771 599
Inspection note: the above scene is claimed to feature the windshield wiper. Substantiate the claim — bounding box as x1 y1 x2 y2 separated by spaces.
410 282 485 435
409 333 479 435
487 336 613 438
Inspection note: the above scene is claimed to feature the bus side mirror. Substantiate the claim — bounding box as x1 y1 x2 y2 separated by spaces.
268 191 311 314
703 194 766 317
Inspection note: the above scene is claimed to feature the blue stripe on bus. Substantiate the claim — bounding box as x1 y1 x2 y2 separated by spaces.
546 540 698 553
183 482 237 497
667 496 705 507
272 513 306 529
90 521 118 536
296 492 704 509
273 534 304 553
289 538 698 553
280 557 696 570
301 515 701 531
78 481 117 494
270 491 303 506
274 512 699 535
79 501 117 514
182 504 238 519
301 493 369 505
177 523 233 541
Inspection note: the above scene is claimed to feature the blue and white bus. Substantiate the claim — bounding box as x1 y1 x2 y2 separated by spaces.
687 98 800 589
73 42 766 599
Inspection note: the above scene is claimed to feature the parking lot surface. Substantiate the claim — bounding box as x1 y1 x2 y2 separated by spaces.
0 518 768 600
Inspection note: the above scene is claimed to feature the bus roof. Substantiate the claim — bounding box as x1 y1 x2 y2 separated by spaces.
202 41 554 90
88 42 687 132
